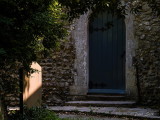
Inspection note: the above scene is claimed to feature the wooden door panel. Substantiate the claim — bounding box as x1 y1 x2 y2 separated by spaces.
89 12 126 93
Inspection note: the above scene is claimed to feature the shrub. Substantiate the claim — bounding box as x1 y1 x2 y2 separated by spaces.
8 107 62 120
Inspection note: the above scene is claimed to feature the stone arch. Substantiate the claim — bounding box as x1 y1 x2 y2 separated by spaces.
69 11 137 98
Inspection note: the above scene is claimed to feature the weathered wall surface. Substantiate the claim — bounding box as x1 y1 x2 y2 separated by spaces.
134 3 160 105
69 13 89 95
40 38 75 105
125 13 138 98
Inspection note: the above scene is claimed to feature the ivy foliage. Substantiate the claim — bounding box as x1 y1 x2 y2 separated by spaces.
0 0 67 70
58 0 124 20
0 0 68 113
58 0 160 20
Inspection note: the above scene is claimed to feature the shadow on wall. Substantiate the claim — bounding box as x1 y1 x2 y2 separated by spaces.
23 62 42 108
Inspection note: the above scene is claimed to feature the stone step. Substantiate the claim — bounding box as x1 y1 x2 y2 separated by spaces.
69 94 130 101
65 101 136 107
87 93 125 96
48 106 160 120
86 95 127 101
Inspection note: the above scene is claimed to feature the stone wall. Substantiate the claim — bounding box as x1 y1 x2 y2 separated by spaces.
40 37 75 106
40 12 138 104
40 3 160 107
0 63 20 107
134 3 160 106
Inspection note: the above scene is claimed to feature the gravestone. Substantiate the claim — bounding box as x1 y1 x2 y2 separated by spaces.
23 62 42 108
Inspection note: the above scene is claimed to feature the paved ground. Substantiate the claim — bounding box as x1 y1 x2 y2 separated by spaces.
58 114 139 120
49 106 160 119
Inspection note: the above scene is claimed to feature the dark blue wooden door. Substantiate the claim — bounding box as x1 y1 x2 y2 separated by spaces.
89 12 126 94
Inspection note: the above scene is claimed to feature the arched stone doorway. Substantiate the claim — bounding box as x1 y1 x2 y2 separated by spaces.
70 11 137 98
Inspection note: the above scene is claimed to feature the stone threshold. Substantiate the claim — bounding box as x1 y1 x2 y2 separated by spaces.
69 95 128 101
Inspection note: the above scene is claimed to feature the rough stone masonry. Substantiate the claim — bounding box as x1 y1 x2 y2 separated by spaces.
134 3 160 106
40 2 160 107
